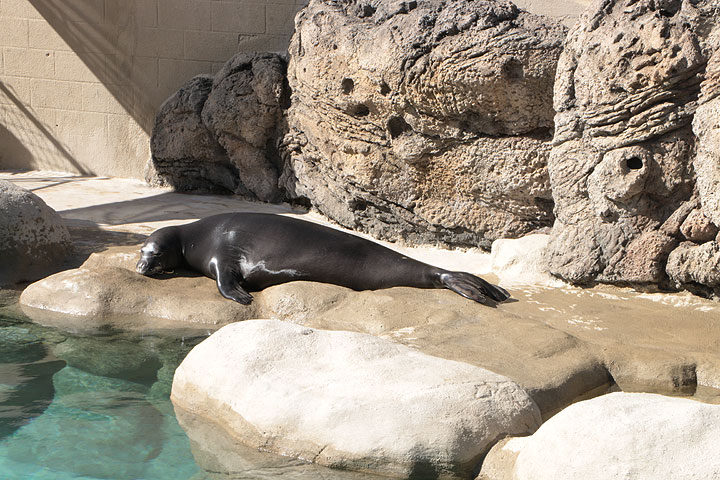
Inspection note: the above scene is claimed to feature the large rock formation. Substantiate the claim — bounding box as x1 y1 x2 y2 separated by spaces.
148 52 288 201
479 392 720 480
0 180 72 286
172 320 542 479
546 0 719 292
282 0 567 247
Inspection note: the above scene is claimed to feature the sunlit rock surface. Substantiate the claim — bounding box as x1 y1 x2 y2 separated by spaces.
172 320 542 479
546 0 720 294
479 392 720 480
282 0 566 247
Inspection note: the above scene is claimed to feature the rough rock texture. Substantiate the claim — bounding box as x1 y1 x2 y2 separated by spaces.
479 392 720 480
148 53 288 201
172 320 542 479
693 47 720 228
147 75 237 194
546 0 720 289
281 0 567 247
0 180 72 286
666 240 720 288
484 234 565 287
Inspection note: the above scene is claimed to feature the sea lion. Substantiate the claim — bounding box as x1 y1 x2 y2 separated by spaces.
136 213 509 305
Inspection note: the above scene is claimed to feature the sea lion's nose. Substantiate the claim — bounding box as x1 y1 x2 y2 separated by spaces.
136 259 149 275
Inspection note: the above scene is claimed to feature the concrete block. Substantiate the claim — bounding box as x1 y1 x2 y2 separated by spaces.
135 27 184 58
158 58 213 91
237 33 290 53
212 2 265 34
130 55 159 91
105 0 133 26
0 17 28 48
28 19 72 50
82 83 127 114
55 51 101 82
0 0 43 19
54 110 108 138
4 48 54 78
107 113 151 176
183 30 237 62
30 79 83 110
135 0 158 27
59 0 105 24
266 3 302 35
0 75 31 105
158 0 212 30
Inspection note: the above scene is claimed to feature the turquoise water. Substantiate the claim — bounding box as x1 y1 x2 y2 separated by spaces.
0 292 385 480
0 291 206 480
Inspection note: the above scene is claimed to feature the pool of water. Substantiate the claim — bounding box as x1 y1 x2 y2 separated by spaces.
0 291 386 480
0 290 206 480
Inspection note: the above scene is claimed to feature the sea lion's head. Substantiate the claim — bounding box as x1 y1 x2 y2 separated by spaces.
136 226 183 276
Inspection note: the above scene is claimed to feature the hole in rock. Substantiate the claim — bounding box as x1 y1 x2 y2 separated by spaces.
359 4 376 17
380 81 391 96
502 59 524 80
341 78 354 94
626 156 643 170
388 116 411 138
349 104 370 117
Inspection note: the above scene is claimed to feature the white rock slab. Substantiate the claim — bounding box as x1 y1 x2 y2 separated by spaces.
504 392 720 480
172 320 542 479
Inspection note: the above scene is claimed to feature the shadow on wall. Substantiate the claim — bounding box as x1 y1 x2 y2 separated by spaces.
27 0 159 134
0 82 91 174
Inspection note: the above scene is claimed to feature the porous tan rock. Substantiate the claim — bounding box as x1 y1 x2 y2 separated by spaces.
282 0 566 247
0 180 72 286
546 0 711 285
171 320 542 479
666 240 720 290
693 47 720 229
481 392 720 480
680 208 718 243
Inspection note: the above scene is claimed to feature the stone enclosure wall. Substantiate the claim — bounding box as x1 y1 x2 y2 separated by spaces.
152 0 720 296
0 0 306 178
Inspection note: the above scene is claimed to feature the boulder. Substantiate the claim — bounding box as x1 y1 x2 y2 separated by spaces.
484 234 565 287
479 392 720 480
546 0 712 285
148 53 288 200
282 0 567 247
666 240 720 289
0 180 72 286
202 53 288 202
680 208 718 243
171 320 542 479
147 75 237 194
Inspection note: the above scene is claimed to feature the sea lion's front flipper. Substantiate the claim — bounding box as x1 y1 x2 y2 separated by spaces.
209 258 254 305
217 277 254 305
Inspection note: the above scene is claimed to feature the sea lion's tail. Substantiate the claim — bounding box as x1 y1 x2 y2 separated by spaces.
439 272 510 305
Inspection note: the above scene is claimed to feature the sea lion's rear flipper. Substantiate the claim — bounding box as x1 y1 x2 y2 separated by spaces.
211 261 254 305
439 272 510 305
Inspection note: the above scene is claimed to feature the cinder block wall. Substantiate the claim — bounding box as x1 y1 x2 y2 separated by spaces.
0 0 589 179
0 0 307 178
